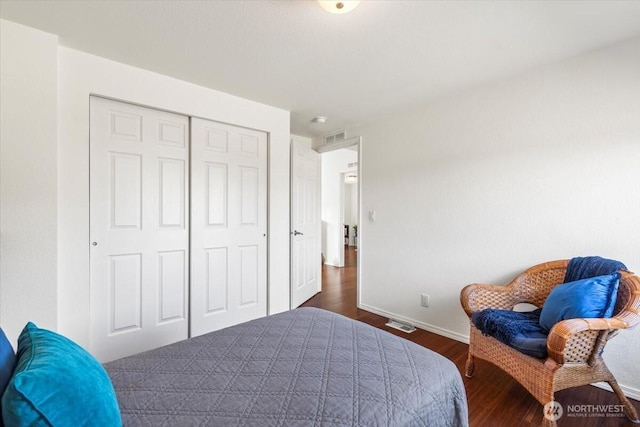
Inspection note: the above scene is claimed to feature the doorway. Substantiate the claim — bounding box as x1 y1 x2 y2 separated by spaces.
320 148 358 267
289 136 361 312
318 139 360 312
302 139 360 318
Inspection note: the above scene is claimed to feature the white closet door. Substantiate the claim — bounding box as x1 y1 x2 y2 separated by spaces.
89 97 189 362
190 118 267 337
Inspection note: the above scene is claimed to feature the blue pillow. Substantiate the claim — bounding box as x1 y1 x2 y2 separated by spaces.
1 322 122 427
0 328 17 427
539 273 620 331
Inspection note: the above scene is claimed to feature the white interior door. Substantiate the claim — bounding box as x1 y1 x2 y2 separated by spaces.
190 118 267 337
89 97 189 362
290 139 321 308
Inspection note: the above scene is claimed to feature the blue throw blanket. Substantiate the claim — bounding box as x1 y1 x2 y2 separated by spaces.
564 256 626 283
472 309 544 346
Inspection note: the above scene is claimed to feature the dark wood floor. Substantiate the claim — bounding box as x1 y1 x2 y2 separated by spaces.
302 247 639 427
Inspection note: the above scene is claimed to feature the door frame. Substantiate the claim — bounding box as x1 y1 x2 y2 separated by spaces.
316 136 362 308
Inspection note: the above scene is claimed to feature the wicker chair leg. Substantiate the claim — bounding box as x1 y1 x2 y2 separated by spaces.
539 393 559 427
607 380 640 423
465 354 475 378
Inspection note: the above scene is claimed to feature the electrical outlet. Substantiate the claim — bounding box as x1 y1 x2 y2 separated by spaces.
421 294 429 307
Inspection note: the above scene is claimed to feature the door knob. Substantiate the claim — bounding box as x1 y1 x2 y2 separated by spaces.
292 230 304 236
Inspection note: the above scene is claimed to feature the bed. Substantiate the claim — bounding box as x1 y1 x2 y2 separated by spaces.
104 308 468 426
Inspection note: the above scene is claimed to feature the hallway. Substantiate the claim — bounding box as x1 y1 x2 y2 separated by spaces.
302 247 361 319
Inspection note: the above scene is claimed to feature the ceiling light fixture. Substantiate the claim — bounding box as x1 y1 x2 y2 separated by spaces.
317 1 361 14
311 116 327 124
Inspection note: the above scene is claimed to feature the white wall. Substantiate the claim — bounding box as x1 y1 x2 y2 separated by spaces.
0 19 291 350
0 20 58 343
321 149 357 267
345 38 640 396
57 47 291 348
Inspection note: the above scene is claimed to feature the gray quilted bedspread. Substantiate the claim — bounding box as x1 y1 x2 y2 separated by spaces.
105 308 468 426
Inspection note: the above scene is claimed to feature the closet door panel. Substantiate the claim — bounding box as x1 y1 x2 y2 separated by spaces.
191 118 267 337
159 158 186 228
206 162 228 227
158 249 187 323
205 247 229 314
90 96 189 362
109 253 142 332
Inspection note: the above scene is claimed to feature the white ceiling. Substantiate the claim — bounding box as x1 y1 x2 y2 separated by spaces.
2 0 639 138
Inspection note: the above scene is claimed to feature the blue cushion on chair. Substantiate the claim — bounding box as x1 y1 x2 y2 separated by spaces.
508 331 549 359
1 322 122 427
472 308 549 358
539 273 620 331
0 328 17 427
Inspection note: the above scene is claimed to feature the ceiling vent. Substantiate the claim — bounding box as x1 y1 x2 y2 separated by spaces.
324 130 346 144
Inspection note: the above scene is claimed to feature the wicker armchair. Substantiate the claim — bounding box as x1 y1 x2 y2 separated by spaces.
460 260 640 427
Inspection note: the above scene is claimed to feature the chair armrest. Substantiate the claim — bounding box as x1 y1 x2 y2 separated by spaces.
546 317 629 365
460 283 517 317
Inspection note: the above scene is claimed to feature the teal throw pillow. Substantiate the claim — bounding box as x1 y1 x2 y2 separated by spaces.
1 322 122 427
0 327 17 427
539 273 620 331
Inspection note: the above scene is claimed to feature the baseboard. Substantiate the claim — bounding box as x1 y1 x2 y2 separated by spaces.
357 303 470 344
591 382 640 401
357 303 639 401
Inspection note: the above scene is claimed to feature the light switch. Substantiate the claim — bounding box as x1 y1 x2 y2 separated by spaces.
368 210 376 222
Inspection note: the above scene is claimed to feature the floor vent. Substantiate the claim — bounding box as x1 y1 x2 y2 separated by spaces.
385 319 416 333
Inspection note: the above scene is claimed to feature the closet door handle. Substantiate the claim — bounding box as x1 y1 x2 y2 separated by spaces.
292 230 304 236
